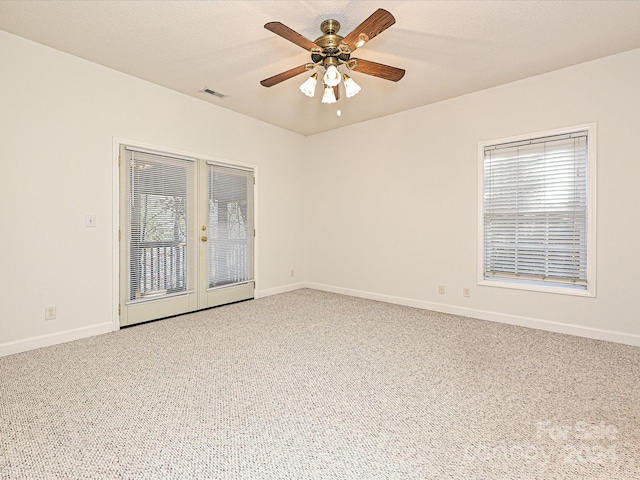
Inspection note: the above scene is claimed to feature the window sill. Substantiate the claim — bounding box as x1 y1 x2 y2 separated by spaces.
478 277 596 297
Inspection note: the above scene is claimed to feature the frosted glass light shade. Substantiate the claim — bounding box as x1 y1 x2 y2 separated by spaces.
321 86 337 104
323 65 341 87
299 73 318 97
343 74 361 98
355 33 369 48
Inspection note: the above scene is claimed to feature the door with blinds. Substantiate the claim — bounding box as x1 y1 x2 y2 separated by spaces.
119 146 254 327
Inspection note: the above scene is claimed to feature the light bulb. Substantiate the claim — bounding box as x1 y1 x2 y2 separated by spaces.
321 86 337 104
299 73 318 97
355 33 369 48
323 64 341 87
343 74 361 98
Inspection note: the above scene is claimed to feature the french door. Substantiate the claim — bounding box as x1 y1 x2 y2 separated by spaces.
119 145 254 327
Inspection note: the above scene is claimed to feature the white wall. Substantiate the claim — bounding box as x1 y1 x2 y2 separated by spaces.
3 30 640 356
0 31 306 355
304 48 640 346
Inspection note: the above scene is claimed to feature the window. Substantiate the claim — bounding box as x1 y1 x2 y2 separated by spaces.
206 163 252 288
126 149 194 301
478 125 596 296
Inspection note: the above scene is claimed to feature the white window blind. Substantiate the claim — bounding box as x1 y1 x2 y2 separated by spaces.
126 148 195 301
207 163 253 289
482 130 589 289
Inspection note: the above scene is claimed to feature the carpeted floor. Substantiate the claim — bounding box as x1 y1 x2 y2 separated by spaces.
1 289 639 479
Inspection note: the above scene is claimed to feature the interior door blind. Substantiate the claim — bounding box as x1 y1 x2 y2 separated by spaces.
207 163 254 289
126 148 195 301
483 131 588 287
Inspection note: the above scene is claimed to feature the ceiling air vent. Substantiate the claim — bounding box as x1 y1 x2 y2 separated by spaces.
200 88 228 99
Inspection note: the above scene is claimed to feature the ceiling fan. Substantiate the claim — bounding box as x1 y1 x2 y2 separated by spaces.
260 8 405 104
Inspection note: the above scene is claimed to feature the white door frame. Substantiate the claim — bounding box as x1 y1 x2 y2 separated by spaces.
111 137 259 331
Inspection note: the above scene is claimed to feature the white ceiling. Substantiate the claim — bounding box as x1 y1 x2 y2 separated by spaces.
2 1 640 136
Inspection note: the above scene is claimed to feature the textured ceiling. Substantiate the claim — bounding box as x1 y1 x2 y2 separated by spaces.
2 1 640 136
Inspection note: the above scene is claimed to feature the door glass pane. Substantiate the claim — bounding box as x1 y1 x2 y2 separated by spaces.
207 165 252 288
127 151 194 301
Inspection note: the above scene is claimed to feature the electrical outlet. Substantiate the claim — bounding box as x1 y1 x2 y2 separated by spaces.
45 306 57 320
290 269 295 278
438 285 445 295
463 287 471 298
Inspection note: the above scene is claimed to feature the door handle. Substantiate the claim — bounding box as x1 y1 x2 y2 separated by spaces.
201 236 208 242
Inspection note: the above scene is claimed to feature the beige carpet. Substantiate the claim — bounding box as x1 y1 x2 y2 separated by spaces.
1 289 638 479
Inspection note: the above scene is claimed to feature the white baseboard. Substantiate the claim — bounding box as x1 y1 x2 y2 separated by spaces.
305 282 640 348
5 282 638 357
2 282 305 357
0 322 115 358
255 282 306 299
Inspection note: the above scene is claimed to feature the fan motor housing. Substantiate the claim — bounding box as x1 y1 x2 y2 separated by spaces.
313 19 350 65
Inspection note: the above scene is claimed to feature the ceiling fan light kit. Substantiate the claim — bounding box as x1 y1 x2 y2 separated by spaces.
299 73 318 97
355 33 369 48
321 85 337 104
261 8 405 105
343 74 361 98
322 63 341 87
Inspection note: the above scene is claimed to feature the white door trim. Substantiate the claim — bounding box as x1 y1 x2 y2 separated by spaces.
112 137 259 330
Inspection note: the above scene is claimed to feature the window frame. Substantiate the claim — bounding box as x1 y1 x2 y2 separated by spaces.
477 124 597 297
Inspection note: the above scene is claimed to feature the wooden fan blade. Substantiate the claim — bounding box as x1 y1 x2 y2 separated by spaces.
264 22 320 51
333 85 340 101
341 8 396 52
349 58 405 82
260 64 313 87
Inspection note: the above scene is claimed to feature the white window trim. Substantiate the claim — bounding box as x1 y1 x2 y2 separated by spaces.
477 124 597 297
